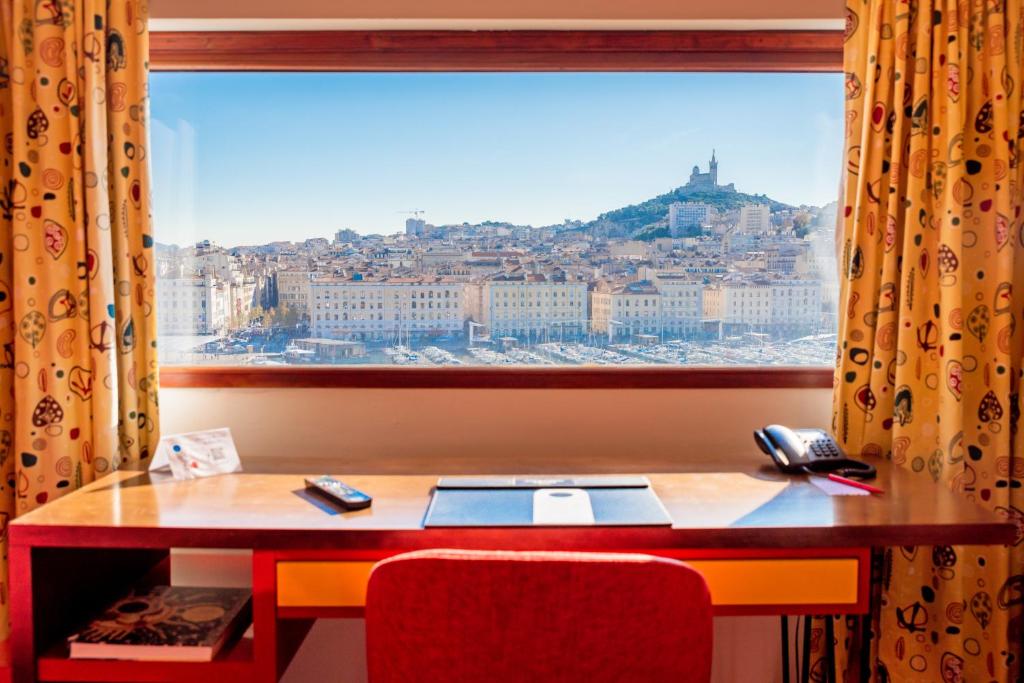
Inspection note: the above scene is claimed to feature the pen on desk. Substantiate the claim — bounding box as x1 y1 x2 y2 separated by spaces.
826 473 885 494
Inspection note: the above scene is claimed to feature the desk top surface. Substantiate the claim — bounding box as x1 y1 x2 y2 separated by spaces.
10 460 1014 550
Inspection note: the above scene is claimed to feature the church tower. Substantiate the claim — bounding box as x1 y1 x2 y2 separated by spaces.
709 149 718 187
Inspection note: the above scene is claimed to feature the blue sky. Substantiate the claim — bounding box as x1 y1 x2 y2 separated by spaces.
150 72 843 247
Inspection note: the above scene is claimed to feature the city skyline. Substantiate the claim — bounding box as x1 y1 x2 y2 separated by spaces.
150 72 843 247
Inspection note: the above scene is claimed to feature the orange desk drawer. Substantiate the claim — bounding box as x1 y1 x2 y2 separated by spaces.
277 561 376 607
685 558 860 607
276 557 861 610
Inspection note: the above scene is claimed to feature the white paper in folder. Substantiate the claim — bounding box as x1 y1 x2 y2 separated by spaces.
532 488 596 525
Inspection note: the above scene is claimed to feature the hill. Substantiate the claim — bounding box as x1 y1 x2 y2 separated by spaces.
582 186 793 237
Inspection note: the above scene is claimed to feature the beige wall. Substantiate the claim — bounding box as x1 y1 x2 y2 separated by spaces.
161 386 831 472
149 0 843 29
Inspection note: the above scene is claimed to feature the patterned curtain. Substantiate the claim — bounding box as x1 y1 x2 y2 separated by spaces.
825 0 1024 679
0 0 159 638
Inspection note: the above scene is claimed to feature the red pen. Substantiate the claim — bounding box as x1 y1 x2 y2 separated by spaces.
827 472 885 494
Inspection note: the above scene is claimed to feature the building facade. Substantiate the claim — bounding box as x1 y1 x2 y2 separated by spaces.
275 270 313 320
466 273 588 338
609 241 651 260
702 279 821 337
650 275 704 336
668 202 711 236
590 281 662 339
228 278 257 328
310 277 464 341
405 218 426 237
156 275 230 335
738 204 772 234
770 281 822 334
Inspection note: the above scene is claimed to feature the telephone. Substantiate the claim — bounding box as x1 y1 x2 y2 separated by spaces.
754 425 876 480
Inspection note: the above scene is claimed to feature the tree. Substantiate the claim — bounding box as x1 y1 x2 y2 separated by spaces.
267 303 299 328
635 225 671 242
246 305 265 327
278 303 300 327
792 212 812 238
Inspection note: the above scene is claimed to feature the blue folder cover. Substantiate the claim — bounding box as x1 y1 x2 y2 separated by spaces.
423 487 673 527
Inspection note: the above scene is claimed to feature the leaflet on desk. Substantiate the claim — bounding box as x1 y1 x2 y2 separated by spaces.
150 428 242 480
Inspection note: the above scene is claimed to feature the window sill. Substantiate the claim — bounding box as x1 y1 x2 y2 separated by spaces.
159 366 833 389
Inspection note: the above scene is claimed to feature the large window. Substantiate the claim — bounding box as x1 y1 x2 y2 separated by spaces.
151 67 842 371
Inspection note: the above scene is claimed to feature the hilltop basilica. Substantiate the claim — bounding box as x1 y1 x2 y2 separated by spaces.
685 151 736 193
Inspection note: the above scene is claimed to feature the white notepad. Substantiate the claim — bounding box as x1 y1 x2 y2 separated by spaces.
532 488 596 525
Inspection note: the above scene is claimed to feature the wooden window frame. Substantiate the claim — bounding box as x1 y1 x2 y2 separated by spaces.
151 29 841 390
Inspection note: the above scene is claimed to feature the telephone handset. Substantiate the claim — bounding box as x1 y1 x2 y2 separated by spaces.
754 425 876 480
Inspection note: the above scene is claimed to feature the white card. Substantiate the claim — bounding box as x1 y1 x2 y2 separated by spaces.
150 428 242 480
532 488 596 525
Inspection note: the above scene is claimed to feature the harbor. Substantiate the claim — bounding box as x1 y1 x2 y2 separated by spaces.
159 332 836 368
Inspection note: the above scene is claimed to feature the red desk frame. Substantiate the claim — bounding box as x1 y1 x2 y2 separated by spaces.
7 468 1012 683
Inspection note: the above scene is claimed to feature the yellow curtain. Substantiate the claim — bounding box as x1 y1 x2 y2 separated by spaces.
0 0 159 638
828 0 1024 679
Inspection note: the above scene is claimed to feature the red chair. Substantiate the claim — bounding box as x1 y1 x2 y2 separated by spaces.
365 549 713 683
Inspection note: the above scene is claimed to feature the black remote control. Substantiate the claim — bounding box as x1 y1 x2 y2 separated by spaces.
304 476 373 510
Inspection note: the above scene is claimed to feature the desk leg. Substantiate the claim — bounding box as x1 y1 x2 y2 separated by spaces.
9 544 34 683
253 551 315 683
253 551 279 683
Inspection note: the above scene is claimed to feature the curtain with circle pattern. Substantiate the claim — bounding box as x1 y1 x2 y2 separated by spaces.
823 0 1024 679
0 0 159 638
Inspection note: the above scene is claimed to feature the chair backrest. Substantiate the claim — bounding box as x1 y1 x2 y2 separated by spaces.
365 548 712 683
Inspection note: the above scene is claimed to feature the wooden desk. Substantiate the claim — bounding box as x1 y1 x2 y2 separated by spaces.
9 461 1013 683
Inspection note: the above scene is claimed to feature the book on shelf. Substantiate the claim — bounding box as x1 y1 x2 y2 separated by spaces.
68 586 252 662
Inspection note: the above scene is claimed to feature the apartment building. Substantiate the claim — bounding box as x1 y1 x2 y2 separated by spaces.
609 241 652 260
418 250 466 269
405 217 426 236
703 282 771 327
275 270 313 320
668 202 711 236
722 230 761 255
228 278 257 329
702 279 821 337
770 281 822 333
334 228 359 243
590 280 663 339
738 204 772 234
369 247 416 269
156 275 231 335
649 274 704 336
310 276 464 341
192 248 240 283
465 273 588 338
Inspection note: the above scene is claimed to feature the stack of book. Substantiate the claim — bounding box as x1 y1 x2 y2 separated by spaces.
68 586 252 662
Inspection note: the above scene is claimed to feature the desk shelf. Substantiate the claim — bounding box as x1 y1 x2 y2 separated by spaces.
36 636 256 683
